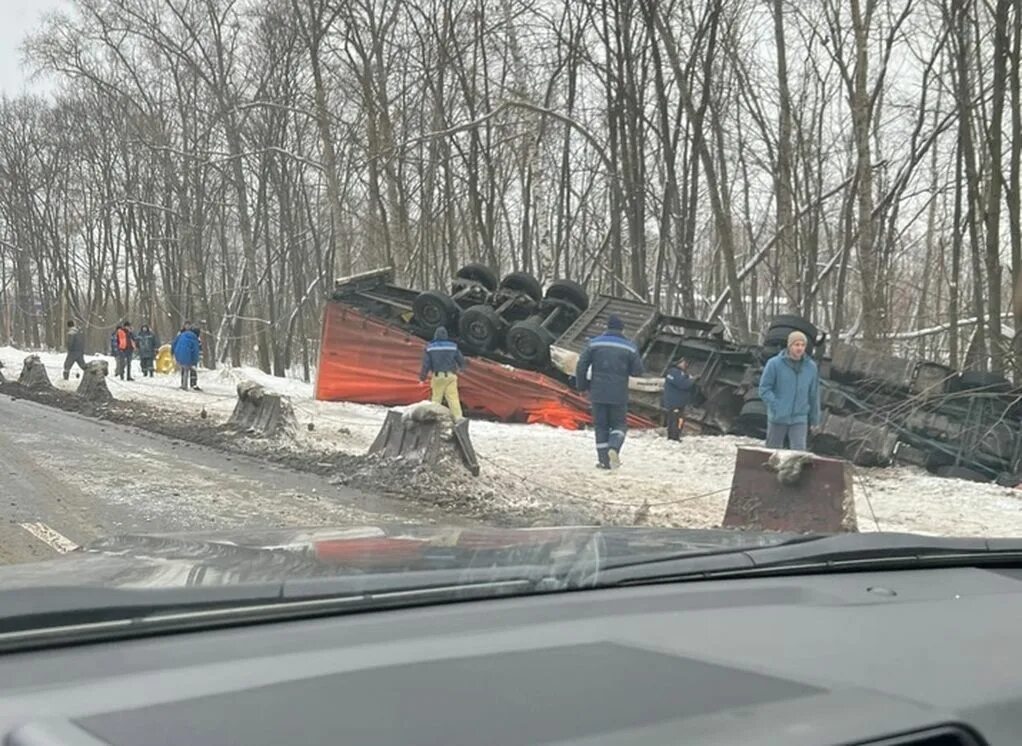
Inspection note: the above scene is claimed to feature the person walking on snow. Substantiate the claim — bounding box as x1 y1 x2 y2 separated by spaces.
574 314 644 469
171 325 201 391
114 321 137 380
63 320 87 380
758 330 821 451
187 323 202 390
419 326 466 419
136 324 160 378
662 357 694 441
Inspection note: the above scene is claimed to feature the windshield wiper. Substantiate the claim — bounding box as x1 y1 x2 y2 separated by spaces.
595 534 1022 586
0 565 568 652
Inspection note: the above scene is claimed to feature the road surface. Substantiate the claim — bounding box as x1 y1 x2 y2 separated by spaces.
0 396 442 566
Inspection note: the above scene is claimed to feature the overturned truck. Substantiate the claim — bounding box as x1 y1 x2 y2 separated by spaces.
316 266 1022 484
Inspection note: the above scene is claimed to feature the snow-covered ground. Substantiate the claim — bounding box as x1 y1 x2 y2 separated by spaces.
5 345 1022 537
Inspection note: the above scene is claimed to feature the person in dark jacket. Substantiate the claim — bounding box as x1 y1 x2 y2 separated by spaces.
575 314 644 469
419 326 467 419
172 326 201 391
136 324 160 378
758 330 821 450
662 358 694 441
63 320 87 380
114 321 137 381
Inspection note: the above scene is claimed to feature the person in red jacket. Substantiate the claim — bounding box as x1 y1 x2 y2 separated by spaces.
114 321 137 381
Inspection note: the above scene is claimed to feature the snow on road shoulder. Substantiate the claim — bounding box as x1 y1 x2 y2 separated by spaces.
5 345 1022 536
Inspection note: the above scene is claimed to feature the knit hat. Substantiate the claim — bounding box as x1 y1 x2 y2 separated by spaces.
607 314 624 331
787 330 808 347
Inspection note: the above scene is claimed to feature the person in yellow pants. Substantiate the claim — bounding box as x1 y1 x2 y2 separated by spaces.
419 326 467 419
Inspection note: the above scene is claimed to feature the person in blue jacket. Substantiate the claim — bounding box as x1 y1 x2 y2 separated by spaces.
171 325 201 391
758 330 821 451
419 326 467 419
662 358 694 441
575 314 644 469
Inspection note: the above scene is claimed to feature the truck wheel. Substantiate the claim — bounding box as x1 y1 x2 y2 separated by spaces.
766 314 819 340
413 291 459 334
507 317 556 366
499 271 543 303
734 400 768 438
763 326 817 357
455 263 499 291
545 279 590 311
459 304 504 352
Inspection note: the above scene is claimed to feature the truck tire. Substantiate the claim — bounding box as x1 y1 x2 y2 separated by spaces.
455 263 499 291
734 400 768 438
413 291 459 335
499 272 543 303
545 279 590 311
766 314 819 341
507 317 557 366
764 325 817 357
459 304 504 352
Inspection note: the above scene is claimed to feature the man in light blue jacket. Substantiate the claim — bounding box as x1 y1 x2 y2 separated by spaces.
758 331 820 451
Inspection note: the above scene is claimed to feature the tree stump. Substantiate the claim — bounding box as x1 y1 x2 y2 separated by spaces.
226 380 298 438
369 405 480 476
77 360 112 402
18 355 53 390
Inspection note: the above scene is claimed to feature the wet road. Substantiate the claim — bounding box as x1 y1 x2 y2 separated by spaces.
0 396 439 565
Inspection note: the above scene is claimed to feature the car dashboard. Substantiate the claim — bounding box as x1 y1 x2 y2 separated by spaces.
0 566 1016 745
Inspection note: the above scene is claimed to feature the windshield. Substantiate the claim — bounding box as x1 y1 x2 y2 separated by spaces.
0 0 1020 623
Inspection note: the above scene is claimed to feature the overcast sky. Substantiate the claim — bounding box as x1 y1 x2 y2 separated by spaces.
0 0 67 98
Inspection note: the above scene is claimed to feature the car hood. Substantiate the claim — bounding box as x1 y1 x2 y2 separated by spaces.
0 525 805 591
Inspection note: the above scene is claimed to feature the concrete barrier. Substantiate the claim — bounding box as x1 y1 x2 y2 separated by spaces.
723 447 857 533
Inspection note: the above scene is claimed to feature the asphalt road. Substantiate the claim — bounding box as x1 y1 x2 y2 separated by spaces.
0 396 440 566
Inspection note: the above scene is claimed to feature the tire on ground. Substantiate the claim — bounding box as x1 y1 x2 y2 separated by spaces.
507 317 557 366
545 279 590 311
459 304 504 352
499 271 543 303
413 290 459 335
455 263 499 292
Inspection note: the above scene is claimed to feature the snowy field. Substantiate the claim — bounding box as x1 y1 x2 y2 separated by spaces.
4 345 1022 537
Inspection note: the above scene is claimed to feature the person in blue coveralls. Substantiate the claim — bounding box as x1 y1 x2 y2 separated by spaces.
419 326 467 419
662 358 694 441
574 314 644 470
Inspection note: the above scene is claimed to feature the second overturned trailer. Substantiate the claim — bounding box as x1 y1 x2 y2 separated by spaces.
316 266 1022 485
